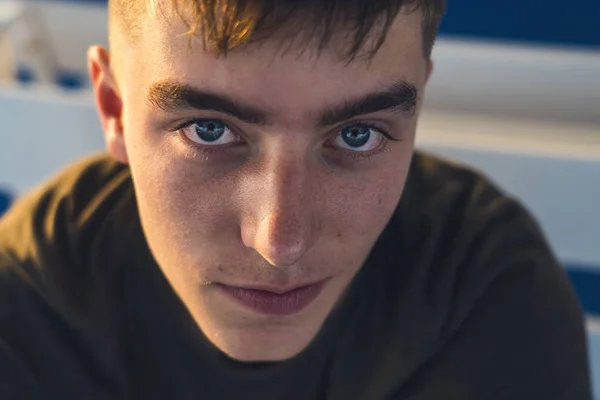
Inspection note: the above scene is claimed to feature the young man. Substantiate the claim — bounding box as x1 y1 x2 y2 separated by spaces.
0 0 592 398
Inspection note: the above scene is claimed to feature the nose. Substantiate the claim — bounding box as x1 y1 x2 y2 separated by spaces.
240 155 319 267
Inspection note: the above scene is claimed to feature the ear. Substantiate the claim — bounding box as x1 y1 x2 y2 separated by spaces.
88 45 128 164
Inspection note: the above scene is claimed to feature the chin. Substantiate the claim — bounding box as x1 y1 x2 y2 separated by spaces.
222 343 307 363
208 323 321 362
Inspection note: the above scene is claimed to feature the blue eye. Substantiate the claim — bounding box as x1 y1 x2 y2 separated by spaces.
194 120 226 142
341 125 371 148
180 119 239 146
333 124 385 152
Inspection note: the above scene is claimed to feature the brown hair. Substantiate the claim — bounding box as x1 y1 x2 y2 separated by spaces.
109 0 446 60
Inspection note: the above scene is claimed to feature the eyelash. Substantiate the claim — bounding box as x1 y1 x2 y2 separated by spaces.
167 119 241 159
333 121 399 160
168 119 400 161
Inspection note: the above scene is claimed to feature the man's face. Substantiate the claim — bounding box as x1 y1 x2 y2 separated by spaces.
92 6 429 361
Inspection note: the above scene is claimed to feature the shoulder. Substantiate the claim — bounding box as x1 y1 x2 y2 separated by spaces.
384 152 591 398
0 153 133 316
0 154 135 397
395 151 582 336
0 153 131 258
402 150 544 253
404 151 521 226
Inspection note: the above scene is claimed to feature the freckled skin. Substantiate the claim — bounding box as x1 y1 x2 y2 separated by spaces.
89 8 431 361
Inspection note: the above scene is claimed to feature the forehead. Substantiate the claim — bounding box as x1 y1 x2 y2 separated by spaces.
123 5 426 119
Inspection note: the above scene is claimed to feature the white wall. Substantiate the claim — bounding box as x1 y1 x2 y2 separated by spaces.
425 39 600 125
0 84 103 193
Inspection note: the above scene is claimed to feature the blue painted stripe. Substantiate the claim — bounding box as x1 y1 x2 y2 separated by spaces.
566 266 600 316
439 0 600 48
0 190 12 217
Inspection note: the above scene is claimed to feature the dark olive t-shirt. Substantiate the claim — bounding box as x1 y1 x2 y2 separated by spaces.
0 151 592 399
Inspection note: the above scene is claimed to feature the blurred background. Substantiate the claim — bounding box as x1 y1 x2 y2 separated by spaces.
1 0 599 395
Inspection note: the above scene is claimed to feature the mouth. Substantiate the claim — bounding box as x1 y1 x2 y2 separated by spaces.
216 280 327 316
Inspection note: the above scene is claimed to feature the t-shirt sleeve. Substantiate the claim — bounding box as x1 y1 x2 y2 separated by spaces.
398 201 593 399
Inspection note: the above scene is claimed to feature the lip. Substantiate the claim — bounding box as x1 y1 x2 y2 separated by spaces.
217 280 326 316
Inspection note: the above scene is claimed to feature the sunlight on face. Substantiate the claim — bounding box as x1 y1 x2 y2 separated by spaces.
113 7 429 361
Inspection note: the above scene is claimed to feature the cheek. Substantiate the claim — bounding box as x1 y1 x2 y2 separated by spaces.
144 165 236 235
125 114 228 224
125 130 238 260
326 166 408 242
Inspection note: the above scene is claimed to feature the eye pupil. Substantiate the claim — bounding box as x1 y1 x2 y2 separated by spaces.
341 126 370 148
194 120 226 142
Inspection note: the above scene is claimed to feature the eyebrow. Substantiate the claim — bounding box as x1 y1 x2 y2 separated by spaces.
147 79 418 127
317 82 418 127
147 79 267 124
